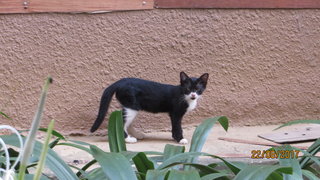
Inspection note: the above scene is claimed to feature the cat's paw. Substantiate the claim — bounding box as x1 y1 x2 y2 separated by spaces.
179 139 188 144
125 136 137 143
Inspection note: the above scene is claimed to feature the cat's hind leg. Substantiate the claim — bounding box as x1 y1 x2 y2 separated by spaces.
123 108 138 143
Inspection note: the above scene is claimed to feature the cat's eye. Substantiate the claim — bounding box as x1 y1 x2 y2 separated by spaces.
185 88 191 93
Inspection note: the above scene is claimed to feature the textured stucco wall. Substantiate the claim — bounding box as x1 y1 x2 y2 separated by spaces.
0 9 319 135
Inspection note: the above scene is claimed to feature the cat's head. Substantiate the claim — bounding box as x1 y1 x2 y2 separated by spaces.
180 72 209 101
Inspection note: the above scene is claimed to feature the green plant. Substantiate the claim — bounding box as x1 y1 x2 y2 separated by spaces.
0 111 12 120
1 77 319 180
0 113 295 180
273 119 320 180
33 120 55 180
46 110 293 180
1 77 78 180
18 77 52 180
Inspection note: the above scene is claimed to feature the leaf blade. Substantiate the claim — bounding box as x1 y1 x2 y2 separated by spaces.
189 116 229 153
275 120 320 130
146 169 168 180
167 170 201 180
273 145 302 180
1 135 78 180
132 152 155 175
233 165 292 180
33 120 55 180
0 111 12 120
90 145 137 180
18 77 52 180
108 110 126 152
163 144 185 161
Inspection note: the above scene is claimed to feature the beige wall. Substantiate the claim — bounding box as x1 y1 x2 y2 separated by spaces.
0 9 319 135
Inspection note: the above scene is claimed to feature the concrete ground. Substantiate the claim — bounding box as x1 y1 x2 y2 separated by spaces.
53 124 317 166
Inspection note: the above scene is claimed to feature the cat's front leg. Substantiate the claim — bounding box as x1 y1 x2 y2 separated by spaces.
170 113 188 144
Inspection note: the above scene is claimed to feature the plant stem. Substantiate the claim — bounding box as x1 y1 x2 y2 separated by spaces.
18 77 52 180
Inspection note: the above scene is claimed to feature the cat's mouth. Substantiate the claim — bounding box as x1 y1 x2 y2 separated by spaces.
190 97 196 100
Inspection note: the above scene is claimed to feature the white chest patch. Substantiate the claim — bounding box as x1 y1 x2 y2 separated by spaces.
186 99 197 112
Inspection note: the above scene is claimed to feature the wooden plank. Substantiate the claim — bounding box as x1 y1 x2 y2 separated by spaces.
218 137 309 150
0 0 153 14
258 126 320 144
155 0 320 9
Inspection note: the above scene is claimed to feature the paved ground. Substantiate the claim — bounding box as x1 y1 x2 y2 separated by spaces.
53 124 316 166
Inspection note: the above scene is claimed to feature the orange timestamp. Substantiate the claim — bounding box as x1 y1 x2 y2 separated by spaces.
251 150 300 159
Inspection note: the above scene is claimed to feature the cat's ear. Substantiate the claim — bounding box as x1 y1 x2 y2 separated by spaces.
180 71 189 83
199 73 209 85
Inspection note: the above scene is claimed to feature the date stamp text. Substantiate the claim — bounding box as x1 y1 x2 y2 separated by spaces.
251 150 300 159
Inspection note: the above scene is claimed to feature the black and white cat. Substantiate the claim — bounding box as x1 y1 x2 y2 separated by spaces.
90 72 209 144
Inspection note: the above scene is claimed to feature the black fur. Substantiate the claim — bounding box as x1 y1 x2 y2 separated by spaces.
91 72 208 142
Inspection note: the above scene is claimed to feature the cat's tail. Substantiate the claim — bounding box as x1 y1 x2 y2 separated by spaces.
90 82 119 132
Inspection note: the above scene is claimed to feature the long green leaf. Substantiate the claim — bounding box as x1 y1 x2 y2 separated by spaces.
18 77 52 180
209 155 243 175
158 151 240 176
0 111 12 120
145 169 169 180
158 152 205 169
299 138 320 168
132 152 155 175
143 151 164 166
33 120 55 180
69 140 93 146
275 120 320 130
187 116 228 170
68 164 89 178
302 169 320 180
160 162 220 175
201 172 230 180
108 110 126 152
303 164 320 177
167 170 201 180
24 174 50 180
86 168 108 180
266 172 283 180
273 145 303 180
163 144 185 161
189 116 228 153
120 151 139 161
292 146 320 168
90 145 137 180
1 135 78 180
49 138 61 149
76 159 97 177
38 128 65 140
233 165 292 180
